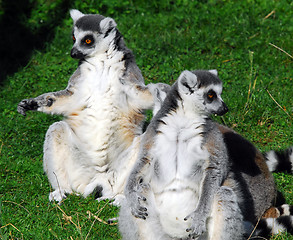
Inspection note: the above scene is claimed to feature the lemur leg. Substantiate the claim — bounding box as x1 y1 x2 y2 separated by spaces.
119 194 173 240
207 186 246 240
84 177 126 206
43 121 73 202
44 121 104 202
83 174 114 200
119 199 140 240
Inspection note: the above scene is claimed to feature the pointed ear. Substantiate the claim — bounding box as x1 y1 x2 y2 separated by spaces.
100 17 117 33
178 70 198 95
70 9 84 23
209 69 218 76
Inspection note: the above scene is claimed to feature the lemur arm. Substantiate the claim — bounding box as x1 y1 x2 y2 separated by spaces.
124 131 154 219
17 69 80 116
120 63 170 111
185 163 224 235
185 134 229 237
120 78 170 115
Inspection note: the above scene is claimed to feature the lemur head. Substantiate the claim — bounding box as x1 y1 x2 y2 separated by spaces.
177 70 228 116
70 9 119 59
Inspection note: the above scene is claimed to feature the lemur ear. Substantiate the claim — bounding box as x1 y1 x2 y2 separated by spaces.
178 70 198 95
100 17 117 33
70 9 84 23
209 69 218 76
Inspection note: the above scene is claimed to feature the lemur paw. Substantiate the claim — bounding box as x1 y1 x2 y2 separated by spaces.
185 211 207 237
110 194 125 206
128 191 148 220
49 189 67 203
17 98 39 116
94 194 124 207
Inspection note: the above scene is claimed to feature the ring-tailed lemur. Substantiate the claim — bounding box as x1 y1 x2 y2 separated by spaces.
119 70 293 239
17 9 169 205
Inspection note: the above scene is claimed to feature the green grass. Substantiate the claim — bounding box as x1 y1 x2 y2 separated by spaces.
0 0 292 239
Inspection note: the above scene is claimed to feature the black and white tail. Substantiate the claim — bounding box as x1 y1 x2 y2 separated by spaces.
274 204 293 217
265 146 293 173
254 216 293 239
251 204 293 239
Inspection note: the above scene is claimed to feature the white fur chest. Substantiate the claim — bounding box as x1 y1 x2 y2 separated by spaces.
66 52 129 166
150 111 209 238
151 111 209 192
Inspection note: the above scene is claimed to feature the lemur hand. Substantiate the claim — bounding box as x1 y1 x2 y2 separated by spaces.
18 96 54 116
17 98 39 116
128 191 148 220
185 210 207 238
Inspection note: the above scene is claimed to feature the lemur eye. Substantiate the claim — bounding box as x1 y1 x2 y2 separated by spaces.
85 39 92 44
208 93 214 99
72 35 76 42
206 90 217 102
82 35 94 47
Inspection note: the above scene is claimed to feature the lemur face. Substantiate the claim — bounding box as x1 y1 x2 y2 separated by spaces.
71 28 99 59
202 83 228 116
178 70 228 116
69 9 117 59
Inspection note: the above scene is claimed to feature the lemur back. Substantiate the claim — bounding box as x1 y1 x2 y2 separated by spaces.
119 70 293 240
17 9 169 204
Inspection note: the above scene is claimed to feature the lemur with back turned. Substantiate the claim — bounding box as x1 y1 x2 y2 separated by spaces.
17 9 169 205
119 70 293 239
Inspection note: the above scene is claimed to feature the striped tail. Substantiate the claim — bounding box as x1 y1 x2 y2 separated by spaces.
253 216 293 239
265 146 293 173
262 204 293 218
251 204 293 239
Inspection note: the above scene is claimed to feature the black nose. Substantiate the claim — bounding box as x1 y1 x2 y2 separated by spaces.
70 48 85 59
217 102 229 116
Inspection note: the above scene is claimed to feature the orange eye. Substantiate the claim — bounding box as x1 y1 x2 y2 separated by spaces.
207 90 216 101
72 35 76 41
85 39 92 44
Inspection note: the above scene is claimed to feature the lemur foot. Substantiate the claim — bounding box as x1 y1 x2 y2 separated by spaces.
49 189 67 203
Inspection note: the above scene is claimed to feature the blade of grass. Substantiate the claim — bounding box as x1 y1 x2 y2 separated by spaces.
266 89 291 119
269 43 293 59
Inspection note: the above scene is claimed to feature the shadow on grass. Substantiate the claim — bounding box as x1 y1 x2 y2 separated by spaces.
0 0 71 85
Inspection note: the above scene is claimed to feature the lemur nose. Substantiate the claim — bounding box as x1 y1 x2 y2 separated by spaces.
70 48 85 59
218 102 229 116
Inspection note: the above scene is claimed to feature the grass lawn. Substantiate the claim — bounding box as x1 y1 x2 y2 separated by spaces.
0 0 292 239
